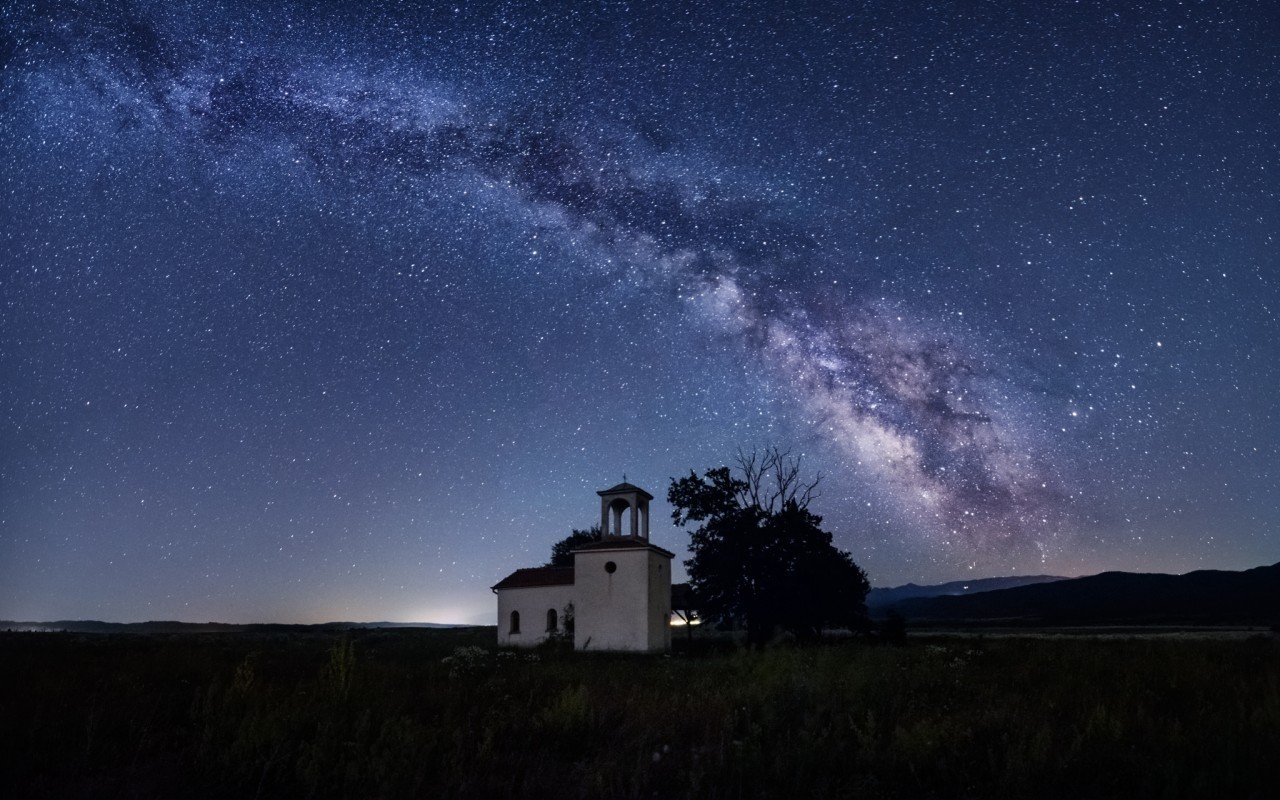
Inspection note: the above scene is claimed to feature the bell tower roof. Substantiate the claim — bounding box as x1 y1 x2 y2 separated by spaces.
596 481 654 500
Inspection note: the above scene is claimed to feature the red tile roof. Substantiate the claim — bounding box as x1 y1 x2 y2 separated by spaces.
491 566 575 590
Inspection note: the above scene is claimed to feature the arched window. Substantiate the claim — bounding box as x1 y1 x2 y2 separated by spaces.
546 608 558 632
509 610 521 634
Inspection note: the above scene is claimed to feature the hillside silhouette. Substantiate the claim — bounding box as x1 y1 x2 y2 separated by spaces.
886 562 1280 625
868 575 1066 611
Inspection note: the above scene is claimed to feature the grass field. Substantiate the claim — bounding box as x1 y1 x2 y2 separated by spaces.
2 627 1276 798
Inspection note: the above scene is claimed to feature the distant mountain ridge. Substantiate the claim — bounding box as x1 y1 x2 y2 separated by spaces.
868 575 1067 611
0 620 473 634
886 562 1280 625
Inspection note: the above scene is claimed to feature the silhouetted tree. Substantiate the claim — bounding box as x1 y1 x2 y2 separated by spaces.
669 447 869 648
878 611 908 645
561 602 575 637
548 525 602 567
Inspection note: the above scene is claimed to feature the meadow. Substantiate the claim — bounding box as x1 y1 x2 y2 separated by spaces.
2 627 1276 798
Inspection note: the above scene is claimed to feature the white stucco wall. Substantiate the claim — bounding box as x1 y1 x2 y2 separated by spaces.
574 545 671 652
647 549 673 651
495 583 575 648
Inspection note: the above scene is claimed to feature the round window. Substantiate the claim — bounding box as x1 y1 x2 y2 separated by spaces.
604 561 617 574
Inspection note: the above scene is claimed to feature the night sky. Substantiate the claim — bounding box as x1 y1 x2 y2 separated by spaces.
2 0 1276 625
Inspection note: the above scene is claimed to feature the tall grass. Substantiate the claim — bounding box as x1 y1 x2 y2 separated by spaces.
1 629 1275 798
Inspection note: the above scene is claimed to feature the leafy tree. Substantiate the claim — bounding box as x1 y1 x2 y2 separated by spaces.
548 525 602 567
668 447 869 647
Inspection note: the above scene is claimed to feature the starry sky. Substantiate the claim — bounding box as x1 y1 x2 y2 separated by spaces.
2 0 1276 624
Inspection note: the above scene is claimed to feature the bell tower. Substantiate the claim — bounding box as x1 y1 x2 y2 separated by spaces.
573 479 672 652
597 481 652 540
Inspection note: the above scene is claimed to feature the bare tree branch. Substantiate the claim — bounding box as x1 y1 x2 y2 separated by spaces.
733 446 821 513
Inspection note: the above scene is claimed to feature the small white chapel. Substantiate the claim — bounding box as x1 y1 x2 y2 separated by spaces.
491 481 674 652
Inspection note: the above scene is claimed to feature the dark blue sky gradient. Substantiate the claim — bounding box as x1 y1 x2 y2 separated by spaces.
2 0 1276 623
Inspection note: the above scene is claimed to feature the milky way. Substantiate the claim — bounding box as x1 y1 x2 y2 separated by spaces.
2 1 1276 623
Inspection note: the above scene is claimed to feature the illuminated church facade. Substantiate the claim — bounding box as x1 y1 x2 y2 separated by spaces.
491 482 673 652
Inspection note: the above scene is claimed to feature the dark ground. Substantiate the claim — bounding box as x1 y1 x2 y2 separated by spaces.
2 626 1276 798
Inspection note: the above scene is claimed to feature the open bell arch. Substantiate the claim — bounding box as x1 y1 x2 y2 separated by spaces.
597 481 652 540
